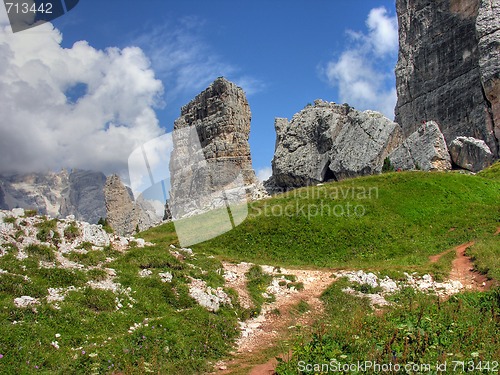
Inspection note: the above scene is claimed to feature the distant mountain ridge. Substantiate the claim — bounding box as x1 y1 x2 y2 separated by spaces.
0 169 107 224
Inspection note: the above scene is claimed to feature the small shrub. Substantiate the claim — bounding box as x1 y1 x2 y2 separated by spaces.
286 282 304 291
97 217 113 234
35 268 87 288
382 157 395 173
23 209 37 217
294 299 310 314
354 283 382 294
14 229 25 240
25 244 56 262
76 242 93 251
69 287 116 312
3 217 16 224
87 268 108 281
64 223 80 240
240 307 260 321
245 265 274 313
35 218 60 244
67 250 106 267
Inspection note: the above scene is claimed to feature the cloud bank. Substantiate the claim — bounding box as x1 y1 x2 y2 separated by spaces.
0 13 165 176
132 17 265 102
323 7 398 119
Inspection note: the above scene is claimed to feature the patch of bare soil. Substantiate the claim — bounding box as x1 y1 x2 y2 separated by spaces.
213 264 334 375
431 240 493 292
449 242 493 291
217 228 500 374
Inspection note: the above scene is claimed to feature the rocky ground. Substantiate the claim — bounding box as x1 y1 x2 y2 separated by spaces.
0 208 494 375
212 239 493 374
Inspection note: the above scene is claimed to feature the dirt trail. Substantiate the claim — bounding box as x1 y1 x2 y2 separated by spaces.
213 264 334 375
430 229 499 292
216 228 500 374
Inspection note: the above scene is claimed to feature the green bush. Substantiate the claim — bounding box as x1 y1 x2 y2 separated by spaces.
382 157 395 172
67 250 107 267
245 265 274 316
63 222 80 240
25 244 56 262
68 287 116 312
35 218 60 244
3 216 16 224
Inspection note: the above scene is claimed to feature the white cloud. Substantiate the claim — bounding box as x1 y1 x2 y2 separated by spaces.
0 10 165 177
256 167 272 182
234 76 267 96
322 7 398 119
366 7 399 56
132 18 265 101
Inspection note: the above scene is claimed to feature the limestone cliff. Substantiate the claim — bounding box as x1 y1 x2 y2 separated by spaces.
0 170 106 223
104 175 162 236
395 0 499 161
268 100 403 189
169 77 263 217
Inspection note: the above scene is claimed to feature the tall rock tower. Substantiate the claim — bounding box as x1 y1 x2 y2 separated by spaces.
395 0 499 161
169 77 261 218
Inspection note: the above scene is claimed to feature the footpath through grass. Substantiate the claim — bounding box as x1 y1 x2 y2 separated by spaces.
192 171 499 270
275 280 500 374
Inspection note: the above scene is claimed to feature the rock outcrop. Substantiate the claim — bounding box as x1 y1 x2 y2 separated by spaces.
104 175 162 236
268 100 403 189
169 77 264 217
0 170 106 223
389 121 452 171
476 0 500 150
449 136 494 171
395 0 499 165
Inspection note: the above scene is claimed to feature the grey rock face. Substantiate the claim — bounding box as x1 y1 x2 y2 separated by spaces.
0 185 5 210
61 170 107 224
449 136 494 171
0 170 106 223
395 0 499 163
169 77 261 216
477 0 500 151
389 121 452 171
104 175 162 236
269 101 403 189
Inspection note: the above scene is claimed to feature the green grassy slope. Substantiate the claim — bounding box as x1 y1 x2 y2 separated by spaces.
477 161 500 181
0 228 239 374
188 171 499 269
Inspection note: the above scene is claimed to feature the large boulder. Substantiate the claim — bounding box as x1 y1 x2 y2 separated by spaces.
394 0 499 165
389 121 452 171
268 100 403 189
449 136 494 172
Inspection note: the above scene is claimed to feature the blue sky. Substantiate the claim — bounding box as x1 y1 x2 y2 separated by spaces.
0 0 398 182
